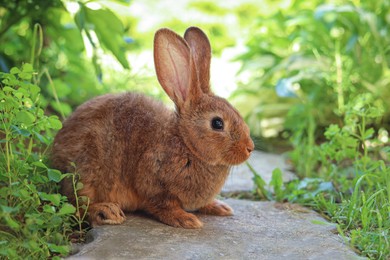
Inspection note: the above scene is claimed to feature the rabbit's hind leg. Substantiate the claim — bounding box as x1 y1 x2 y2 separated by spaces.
88 202 126 226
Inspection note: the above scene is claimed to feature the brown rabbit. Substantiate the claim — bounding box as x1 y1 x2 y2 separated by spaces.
50 27 254 229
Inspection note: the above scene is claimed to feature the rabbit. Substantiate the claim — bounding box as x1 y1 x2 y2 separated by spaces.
50 27 254 229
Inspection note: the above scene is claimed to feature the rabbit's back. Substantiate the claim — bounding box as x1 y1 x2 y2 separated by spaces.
51 92 172 205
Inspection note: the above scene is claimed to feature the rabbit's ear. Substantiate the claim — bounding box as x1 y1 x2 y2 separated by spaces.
184 27 212 94
154 28 201 106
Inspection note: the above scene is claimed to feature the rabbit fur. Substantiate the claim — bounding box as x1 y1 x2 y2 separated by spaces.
50 27 254 229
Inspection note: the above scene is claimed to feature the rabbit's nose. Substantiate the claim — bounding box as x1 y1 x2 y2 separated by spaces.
246 139 255 154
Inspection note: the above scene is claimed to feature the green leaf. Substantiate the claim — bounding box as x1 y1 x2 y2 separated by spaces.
2 86 15 93
74 4 86 30
14 90 24 100
254 174 272 200
1 96 17 111
311 220 335 226
76 182 84 191
43 204 56 213
10 67 20 74
83 7 130 69
253 172 266 189
48 169 63 183
15 111 35 125
18 72 33 81
363 128 375 140
4 216 20 230
324 124 340 139
22 63 34 73
33 131 50 145
2 73 18 86
58 203 76 215
48 243 70 254
0 205 19 214
270 168 284 201
32 161 48 169
80 196 89 204
27 239 39 251
50 216 63 226
48 116 62 130
17 63 34 80
28 84 41 99
247 162 272 200
10 125 31 137
39 192 61 206
26 214 45 227
50 101 72 116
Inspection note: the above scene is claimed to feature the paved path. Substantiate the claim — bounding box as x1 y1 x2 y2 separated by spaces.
69 151 361 259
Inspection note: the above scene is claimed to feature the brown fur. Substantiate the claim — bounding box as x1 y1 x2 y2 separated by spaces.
50 27 254 228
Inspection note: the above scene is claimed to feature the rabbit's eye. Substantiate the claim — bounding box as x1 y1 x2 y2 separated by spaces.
211 117 224 131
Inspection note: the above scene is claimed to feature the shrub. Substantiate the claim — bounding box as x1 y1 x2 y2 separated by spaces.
0 64 76 258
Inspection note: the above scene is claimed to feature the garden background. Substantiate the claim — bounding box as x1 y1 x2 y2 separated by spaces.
0 0 389 259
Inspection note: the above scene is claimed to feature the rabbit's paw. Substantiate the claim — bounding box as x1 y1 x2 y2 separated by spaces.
89 202 126 226
166 211 203 229
198 199 233 216
152 207 203 229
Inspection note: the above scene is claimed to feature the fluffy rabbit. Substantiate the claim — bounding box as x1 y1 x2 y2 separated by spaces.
51 27 254 229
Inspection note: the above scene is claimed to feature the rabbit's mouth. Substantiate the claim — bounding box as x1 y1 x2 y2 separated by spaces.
224 151 252 166
221 138 254 166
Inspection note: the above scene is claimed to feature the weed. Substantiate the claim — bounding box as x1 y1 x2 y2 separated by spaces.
69 168 90 243
0 64 76 258
252 93 390 259
237 2 390 258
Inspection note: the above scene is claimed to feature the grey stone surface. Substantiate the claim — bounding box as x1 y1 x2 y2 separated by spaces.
69 152 362 260
223 150 296 193
70 199 360 260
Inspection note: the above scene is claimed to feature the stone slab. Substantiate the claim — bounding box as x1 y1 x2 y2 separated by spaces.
70 199 361 260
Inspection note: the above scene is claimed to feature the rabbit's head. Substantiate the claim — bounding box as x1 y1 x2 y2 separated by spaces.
154 27 254 166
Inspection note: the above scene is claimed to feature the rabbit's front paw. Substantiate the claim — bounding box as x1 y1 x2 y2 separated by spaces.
151 206 204 229
89 202 126 226
198 199 233 216
167 211 203 229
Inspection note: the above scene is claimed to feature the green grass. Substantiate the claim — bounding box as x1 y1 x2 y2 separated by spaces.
252 165 389 259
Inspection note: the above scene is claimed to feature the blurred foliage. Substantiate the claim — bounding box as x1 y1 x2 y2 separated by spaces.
0 0 133 116
233 0 390 140
236 1 390 258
